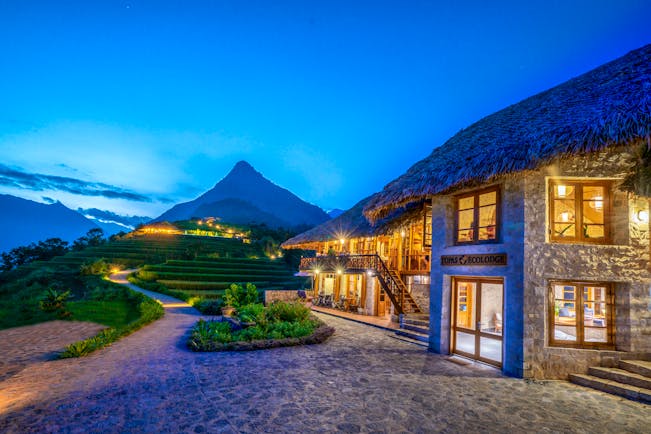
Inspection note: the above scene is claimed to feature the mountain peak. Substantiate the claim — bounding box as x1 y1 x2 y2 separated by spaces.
154 161 330 228
227 160 259 176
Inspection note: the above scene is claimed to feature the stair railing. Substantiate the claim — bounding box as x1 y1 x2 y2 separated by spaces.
299 254 416 314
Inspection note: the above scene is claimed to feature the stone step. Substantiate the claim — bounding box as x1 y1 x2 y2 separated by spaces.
402 317 429 327
619 360 651 378
400 323 430 335
390 333 428 348
395 328 429 343
569 374 651 404
589 367 651 390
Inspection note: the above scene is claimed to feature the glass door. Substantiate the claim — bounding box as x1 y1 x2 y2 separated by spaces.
452 278 503 367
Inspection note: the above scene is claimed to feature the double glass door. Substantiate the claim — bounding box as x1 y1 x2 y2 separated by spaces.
452 278 503 367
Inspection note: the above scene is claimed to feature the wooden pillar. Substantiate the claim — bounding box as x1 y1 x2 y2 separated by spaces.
314 273 320 296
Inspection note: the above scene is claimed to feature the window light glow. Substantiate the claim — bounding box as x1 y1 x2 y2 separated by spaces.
637 209 649 223
557 185 567 197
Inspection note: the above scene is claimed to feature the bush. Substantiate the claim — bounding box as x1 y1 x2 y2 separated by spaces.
187 300 333 351
265 300 311 323
223 282 259 308
193 298 224 315
39 288 72 319
237 303 264 323
80 259 110 276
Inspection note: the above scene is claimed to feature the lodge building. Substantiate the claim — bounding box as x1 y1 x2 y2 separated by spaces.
283 44 651 380
282 197 433 319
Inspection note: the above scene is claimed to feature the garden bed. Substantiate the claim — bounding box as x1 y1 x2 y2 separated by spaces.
188 318 334 352
187 299 335 352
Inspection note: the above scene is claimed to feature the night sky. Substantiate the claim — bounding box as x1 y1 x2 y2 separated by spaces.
1 1 650 217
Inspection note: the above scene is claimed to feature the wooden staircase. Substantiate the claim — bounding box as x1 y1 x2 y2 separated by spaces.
569 360 651 404
380 269 422 314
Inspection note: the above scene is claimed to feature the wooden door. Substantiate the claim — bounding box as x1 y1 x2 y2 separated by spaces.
451 278 503 367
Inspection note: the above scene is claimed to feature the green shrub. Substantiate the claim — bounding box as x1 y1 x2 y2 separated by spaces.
187 319 233 351
39 288 72 318
193 298 224 315
236 303 264 323
223 283 259 308
265 300 311 323
80 259 110 276
187 301 327 351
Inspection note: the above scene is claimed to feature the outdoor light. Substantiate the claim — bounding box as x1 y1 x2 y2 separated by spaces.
340 238 345 245
337 268 342 275
400 229 406 238
367 270 374 277
314 268 320 274
637 209 649 223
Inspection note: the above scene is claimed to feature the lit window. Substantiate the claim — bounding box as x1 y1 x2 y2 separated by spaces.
423 204 432 247
455 187 499 244
549 180 610 243
550 281 614 349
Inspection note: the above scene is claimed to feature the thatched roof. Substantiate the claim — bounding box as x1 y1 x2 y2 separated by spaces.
365 44 651 220
281 195 425 248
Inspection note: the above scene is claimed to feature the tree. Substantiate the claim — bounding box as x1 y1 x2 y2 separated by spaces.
72 228 105 251
0 238 70 271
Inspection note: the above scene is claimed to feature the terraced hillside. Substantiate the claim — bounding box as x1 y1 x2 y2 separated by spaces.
23 234 261 271
136 257 307 297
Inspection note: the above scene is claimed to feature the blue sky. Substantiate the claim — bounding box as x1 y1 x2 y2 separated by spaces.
0 1 650 217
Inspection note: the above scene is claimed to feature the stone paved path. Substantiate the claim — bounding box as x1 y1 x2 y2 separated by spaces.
1 274 649 433
0 320 106 383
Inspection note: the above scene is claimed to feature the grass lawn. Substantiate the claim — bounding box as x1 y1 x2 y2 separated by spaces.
67 300 140 328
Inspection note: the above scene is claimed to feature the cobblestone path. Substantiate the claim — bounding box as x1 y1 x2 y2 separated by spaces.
1 273 649 433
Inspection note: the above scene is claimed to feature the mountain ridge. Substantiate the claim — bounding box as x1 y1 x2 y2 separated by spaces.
0 194 99 254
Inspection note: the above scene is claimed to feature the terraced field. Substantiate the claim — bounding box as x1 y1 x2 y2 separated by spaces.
136 257 307 295
21 233 306 297
23 234 261 271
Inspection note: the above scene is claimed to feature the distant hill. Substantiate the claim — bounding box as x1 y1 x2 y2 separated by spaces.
78 208 151 236
0 194 99 254
154 161 330 229
327 209 345 219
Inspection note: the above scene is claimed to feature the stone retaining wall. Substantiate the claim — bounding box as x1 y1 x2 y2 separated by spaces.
264 290 303 304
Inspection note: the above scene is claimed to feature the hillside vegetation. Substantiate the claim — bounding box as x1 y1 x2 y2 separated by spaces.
1 225 307 330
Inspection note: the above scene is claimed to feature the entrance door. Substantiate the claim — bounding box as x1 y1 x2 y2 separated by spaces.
452 278 503 367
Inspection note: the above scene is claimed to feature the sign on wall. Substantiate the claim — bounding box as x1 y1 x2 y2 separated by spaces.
440 253 507 266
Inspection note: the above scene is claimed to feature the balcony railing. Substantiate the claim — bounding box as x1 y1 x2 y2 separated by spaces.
299 254 422 314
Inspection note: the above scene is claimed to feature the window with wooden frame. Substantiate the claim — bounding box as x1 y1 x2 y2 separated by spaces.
549 281 614 349
549 180 611 243
423 204 432 247
454 187 500 244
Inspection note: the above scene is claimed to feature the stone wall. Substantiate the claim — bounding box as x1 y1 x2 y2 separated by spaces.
409 281 430 314
523 143 651 379
264 290 304 304
429 176 526 377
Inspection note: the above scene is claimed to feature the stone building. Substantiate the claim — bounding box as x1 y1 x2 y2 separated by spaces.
364 44 651 379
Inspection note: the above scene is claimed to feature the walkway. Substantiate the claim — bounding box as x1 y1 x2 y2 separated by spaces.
311 304 399 331
1 276 649 433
